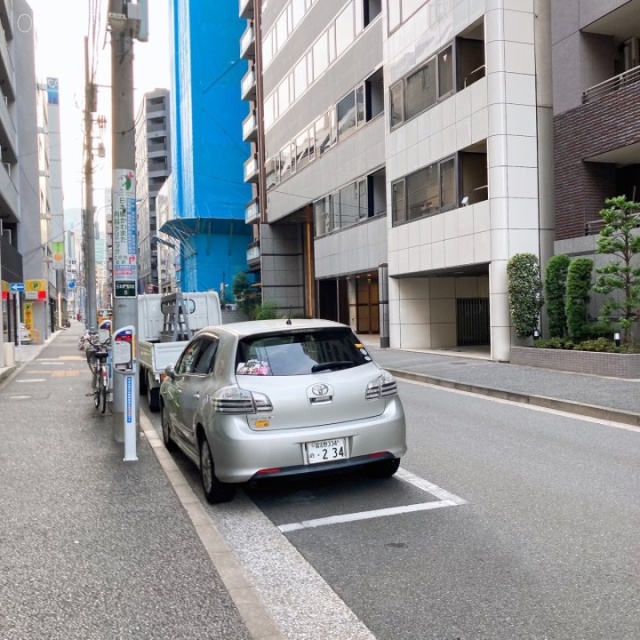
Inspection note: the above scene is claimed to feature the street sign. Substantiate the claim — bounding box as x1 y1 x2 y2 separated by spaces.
115 281 136 297
10 282 24 292
68 281 76 290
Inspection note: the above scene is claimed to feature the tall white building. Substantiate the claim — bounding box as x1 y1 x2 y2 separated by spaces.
241 0 553 361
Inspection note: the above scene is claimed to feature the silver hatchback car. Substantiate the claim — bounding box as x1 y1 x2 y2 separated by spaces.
160 319 407 503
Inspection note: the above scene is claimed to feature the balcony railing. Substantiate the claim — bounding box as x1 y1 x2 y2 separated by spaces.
244 156 258 182
240 22 255 59
239 0 254 19
247 240 260 262
245 199 259 224
242 111 257 141
241 66 256 100
583 65 640 104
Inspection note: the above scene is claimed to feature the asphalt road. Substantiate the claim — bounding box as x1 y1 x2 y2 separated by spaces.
149 377 640 640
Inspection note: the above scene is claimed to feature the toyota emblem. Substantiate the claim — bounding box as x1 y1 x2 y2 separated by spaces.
311 383 330 396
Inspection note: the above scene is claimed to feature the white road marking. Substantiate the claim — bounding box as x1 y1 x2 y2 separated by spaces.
395 467 468 504
8 396 31 400
16 378 46 383
278 468 467 532
279 499 459 532
401 378 640 434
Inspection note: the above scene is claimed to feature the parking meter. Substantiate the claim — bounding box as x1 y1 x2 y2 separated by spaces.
112 325 137 461
98 320 111 345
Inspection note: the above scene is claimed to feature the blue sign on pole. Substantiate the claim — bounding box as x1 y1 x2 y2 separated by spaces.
10 283 24 292
68 281 76 290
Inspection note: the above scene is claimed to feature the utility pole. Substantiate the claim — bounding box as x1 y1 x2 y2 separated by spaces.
109 1 140 450
83 36 97 330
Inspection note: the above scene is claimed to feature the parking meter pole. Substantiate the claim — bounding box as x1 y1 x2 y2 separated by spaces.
109 3 139 446
112 326 137 460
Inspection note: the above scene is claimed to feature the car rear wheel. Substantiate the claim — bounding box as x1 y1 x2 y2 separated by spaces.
199 436 236 504
161 406 176 451
365 457 401 479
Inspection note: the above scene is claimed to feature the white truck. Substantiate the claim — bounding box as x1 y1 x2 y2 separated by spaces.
138 291 222 411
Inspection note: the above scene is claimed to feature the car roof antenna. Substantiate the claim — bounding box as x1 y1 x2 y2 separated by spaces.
286 306 292 325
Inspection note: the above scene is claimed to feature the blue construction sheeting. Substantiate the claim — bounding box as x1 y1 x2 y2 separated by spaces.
169 0 252 293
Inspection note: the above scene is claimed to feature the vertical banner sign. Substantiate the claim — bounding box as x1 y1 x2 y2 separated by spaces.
23 303 34 332
51 241 65 270
113 169 137 298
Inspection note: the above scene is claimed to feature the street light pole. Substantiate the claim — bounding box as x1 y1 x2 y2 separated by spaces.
109 1 139 447
83 36 97 330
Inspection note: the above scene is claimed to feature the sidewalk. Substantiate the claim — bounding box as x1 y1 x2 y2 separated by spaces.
0 324 277 640
363 340 640 427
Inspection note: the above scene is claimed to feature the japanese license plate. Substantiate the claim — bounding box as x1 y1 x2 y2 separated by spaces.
306 438 347 464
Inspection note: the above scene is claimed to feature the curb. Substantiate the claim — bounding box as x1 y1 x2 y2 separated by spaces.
387 368 640 428
139 414 286 640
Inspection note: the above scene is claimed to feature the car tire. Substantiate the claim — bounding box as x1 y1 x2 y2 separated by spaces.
199 436 236 504
161 406 176 451
365 457 401 479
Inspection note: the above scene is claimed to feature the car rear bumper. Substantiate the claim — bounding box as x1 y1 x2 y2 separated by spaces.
206 398 407 483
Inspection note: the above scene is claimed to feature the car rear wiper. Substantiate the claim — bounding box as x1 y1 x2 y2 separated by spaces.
311 361 354 373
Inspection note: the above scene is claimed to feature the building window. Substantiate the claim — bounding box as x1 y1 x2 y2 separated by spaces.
337 91 357 140
405 58 436 120
393 155 460 225
314 196 334 236
335 1 355 57
390 81 404 129
392 180 406 224
391 31 484 128
438 45 454 97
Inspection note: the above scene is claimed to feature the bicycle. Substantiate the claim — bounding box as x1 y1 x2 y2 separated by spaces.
87 337 111 414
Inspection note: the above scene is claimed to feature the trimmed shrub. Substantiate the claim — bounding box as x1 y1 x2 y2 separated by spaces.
573 338 617 353
544 254 571 337
565 257 593 341
534 337 574 350
507 253 544 339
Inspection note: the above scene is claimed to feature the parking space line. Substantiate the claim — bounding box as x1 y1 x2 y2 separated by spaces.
278 499 458 533
278 467 468 533
395 468 468 505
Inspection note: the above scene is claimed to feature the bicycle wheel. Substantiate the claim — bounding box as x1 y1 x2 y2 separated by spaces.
100 379 108 414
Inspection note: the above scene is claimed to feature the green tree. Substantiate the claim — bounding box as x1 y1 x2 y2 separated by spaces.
593 195 640 345
544 254 571 337
231 271 257 318
507 253 544 339
565 257 593 341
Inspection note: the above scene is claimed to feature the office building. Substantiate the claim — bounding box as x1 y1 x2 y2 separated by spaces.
135 88 171 294
241 0 553 361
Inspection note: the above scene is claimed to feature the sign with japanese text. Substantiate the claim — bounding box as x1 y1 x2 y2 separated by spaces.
112 169 137 298
24 280 47 300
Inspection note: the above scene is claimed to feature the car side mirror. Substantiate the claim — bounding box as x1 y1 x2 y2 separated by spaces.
164 364 176 380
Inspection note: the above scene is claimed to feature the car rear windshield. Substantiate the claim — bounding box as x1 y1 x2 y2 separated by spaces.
236 328 371 376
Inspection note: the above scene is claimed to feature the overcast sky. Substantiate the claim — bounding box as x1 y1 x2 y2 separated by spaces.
26 0 171 213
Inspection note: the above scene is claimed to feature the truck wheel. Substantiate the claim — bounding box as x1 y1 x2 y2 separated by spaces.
139 369 147 395
147 372 160 412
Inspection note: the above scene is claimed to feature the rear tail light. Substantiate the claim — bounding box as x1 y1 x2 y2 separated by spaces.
211 385 273 414
365 370 398 399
